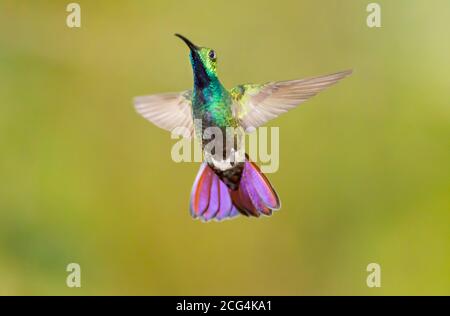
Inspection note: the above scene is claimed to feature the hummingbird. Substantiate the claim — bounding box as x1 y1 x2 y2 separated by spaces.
134 34 351 222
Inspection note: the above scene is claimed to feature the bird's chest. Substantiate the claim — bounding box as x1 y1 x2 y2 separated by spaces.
194 108 245 190
194 109 234 153
192 90 234 137
195 106 232 129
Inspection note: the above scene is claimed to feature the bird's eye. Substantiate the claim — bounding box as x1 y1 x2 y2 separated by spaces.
208 50 216 60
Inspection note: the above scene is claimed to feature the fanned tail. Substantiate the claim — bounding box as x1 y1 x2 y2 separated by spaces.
190 163 240 222
230 159 280 217
190 159 280 222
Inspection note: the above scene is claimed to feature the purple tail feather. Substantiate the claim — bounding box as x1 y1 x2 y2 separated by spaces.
190 159 280 222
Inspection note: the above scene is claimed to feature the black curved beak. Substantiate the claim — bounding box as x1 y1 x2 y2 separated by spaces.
175 34 210 88
175 33 199 52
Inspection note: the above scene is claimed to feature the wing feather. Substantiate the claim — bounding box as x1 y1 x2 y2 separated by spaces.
231 70 352 131
133 90 194 138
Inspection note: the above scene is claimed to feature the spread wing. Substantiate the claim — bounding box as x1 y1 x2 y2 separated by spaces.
133 90 194 138
230 70 352 131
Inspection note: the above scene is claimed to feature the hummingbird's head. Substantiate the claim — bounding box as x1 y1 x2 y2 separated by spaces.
175 34 218 88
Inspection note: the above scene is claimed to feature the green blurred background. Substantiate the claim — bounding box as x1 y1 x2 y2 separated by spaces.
0 0 449 295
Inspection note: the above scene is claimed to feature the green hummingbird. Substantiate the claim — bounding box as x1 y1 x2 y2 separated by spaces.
134 34 351 222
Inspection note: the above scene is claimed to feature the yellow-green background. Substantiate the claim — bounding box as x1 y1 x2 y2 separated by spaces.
0 0 449 295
